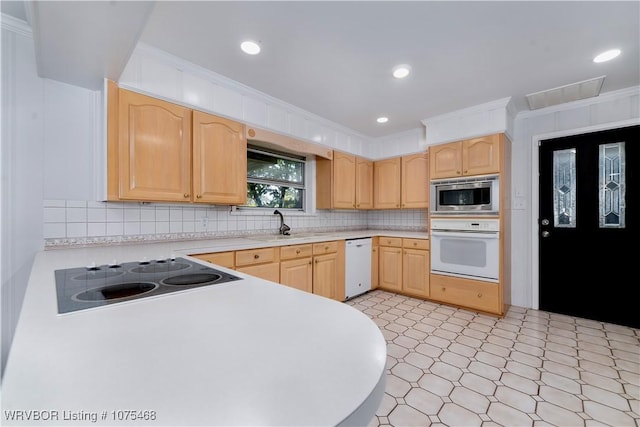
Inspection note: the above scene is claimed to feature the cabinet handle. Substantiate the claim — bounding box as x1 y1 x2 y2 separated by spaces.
442 287 446 292
477 293 482 298
396 204 400 208
296 249 300 254
456 170 461 175
357 204 360 208
183 193 190 198
196 194 202 199
308 261 312 265
325 246 329 250
464 170 468 174
254 254 260 259
402 204 405 207
315 259 319 264
413 242 417 246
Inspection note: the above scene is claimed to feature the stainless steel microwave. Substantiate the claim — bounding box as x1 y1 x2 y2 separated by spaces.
430 175 499 214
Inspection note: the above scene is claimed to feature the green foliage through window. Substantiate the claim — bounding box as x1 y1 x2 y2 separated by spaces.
246 147 305 209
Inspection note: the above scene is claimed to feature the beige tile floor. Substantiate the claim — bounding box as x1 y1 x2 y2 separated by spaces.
346 290 640 427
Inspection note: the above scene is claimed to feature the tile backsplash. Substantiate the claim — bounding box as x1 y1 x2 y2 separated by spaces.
43 200 427 247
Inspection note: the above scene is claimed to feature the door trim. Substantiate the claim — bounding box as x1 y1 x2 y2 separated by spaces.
529 117 640 310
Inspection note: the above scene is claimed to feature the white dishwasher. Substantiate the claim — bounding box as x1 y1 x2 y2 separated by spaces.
345 238 372 300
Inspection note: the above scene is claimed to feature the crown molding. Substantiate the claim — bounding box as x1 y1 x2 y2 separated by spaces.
1 13 32 37
132 43 372 143
421 97 512 126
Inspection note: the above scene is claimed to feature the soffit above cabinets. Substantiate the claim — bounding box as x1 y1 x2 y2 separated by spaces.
27 1 155 90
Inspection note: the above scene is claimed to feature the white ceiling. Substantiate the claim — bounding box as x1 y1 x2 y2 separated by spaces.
3 1 639 138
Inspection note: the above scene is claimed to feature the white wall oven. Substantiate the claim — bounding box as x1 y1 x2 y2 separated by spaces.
430 218 500 283
430 175 499 215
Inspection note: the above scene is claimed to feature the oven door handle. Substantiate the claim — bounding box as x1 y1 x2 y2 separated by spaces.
430 230 499 239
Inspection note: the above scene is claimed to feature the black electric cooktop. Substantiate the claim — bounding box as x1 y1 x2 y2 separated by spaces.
55 257 242 314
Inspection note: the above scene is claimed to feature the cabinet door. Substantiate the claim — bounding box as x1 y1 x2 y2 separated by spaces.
371 244 379 290
374 157 401 209
280 258 313 293
429 142 462 179
118 89 192 201
463 134 501 176
401 152 429 208
379 246 402 292
193 111 247 204
430 274 501 314
192 252 235 269
332 151 356 209
237 263 280 283
313 252 338 299
356 157 374 209
402 248 429 298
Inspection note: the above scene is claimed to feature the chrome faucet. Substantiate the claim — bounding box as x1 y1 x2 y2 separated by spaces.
273 210 291 235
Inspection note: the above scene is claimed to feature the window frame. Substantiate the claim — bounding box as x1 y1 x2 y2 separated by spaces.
244 145 307 211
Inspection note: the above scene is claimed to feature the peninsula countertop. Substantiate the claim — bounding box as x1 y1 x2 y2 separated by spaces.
1 230 415 426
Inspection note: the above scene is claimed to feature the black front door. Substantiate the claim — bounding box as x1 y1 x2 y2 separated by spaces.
538 124 638 328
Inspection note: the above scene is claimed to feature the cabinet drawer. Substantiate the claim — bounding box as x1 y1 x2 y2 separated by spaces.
379 237 402 247
192 251 235 269
280 244 313 260
402 238 429 250
313 241 339 255
430 274 500 314
235 247 279 266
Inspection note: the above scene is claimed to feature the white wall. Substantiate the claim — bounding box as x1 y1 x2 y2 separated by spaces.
1 17 45 377
509 86 640 308
119 43 369 159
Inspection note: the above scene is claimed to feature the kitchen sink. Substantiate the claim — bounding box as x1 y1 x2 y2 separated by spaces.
247 232 324 242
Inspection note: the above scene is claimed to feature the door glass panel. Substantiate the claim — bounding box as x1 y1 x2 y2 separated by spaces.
599 142 626 228
553 149 576 228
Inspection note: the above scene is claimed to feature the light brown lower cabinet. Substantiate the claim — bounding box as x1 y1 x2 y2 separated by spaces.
192 251 235 269
402 238 430 299
378 237 430 298
429 273 500 314
378 238 403 292
280 244 313 293
312 241 346 302
235 247 280 283
237 263 280 283
192 241 345 301
371 237 379 290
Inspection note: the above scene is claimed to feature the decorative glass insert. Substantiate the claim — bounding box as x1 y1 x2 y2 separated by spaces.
553 149 576 228
599 142 626 228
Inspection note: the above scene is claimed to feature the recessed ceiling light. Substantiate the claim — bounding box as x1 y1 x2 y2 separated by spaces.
376 117 389 124
240 40 261 55
392 64 411 79
593 49 621 63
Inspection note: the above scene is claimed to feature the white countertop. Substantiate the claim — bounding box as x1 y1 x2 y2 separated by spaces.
1 230 418 426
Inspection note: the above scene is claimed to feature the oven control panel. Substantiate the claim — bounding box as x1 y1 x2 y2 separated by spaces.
430 218 500 232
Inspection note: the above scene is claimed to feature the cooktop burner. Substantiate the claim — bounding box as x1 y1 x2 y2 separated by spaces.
55 257 242 314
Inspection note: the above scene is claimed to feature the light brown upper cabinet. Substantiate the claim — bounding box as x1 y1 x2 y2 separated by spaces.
356 157 374 209
112 85 192 202
108 81 247 204
429 134 501 179
373 157 401 209
400 152 429 208
374 153 429 209
316 151 373 209
192 110 246 205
